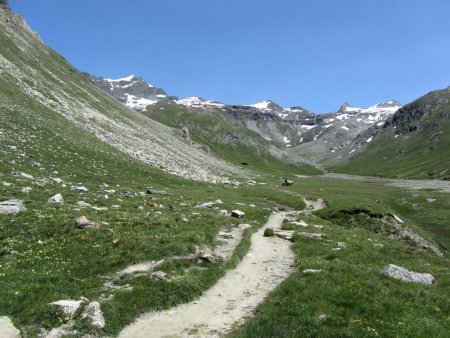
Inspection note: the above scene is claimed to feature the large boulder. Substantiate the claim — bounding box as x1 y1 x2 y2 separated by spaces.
0 200 26 214
382 264 435 285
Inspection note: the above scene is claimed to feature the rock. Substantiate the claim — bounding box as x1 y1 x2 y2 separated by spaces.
49 299 85 318
318 313 328 321
21 187 32 194
111 205 121 209
382 264 435 285
150 271 170 281
99 183 109 188
13 171 33 180
290 221 308 227
246 180 257 185
337 242 347 249
0 316 20 338
231 210 245 218
0 199 26 215
75 216 100 229
298 232 325 239
48 193 63 205
214 199 223 204
145 201 156 207
147 189 171 195
303 269 322 274
199 252 218 263
248 204 256 208
281 179 293 186
373 243 384 248
81 301 105 330
196 202 214 209
273 229 294 240
91 206 108 211
72 186 88 192
51 177 64 185
2 181 11 187
97 194 108 200
219 210 230 216
76 201 92 208
105 189 116 194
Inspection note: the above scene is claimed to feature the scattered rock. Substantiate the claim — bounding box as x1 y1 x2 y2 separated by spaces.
72 186 88 192
246 180 257 185
21 187 32 194
145 201 156 207
373 243 384 249
290 221 308 227
81 301 105 330
111 205 121 209
51 177 64 185
0 199 26 215
303 269 322 274
231 210 245 218
150 271 171 281
48 193 63 205
199 252 218 264
97 194 109 200
99 183 109 189
273 229 294 240
318 313 328 321
219 210 230 216
49 299 85 318
337 242 347 249
75 216 100 229
91 206 108 212
147 189 171 196
76 201 92 208
382 264 435 285
0 316 20 338
2 181 11 187
281 179 293 186
298 232 325 240
13 171 33 180
196 202 214 209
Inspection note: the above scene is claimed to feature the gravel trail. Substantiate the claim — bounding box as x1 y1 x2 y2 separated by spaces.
119 212 295 338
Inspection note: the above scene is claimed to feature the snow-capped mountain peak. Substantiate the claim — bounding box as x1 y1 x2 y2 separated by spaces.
175 96 226 108
87 73 167 111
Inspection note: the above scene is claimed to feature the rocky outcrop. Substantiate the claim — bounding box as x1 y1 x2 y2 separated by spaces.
0 199 26 214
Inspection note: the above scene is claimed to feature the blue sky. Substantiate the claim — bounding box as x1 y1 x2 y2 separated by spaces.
9 0 450 112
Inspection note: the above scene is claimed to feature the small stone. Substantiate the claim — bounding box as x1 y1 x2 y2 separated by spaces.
337 242 347 249
0 316 20 338
72 186 88 192
231 210 245 218
0 200 26 215
373 243 384 248
111 205 121 209
298 232 325 239
75 216 99 229
196 202 214 209
318 313 328 321
303 269 322 274
199 252 218 263
99 183 109 188
81 301 105 329
382 264 435 285
145 201 156 207
219 210 230 216
48 193 64 205
21 187 32 194
51 177 64 184
214 199 223 204
97 194 109 200
14 171 34 180
76 201 92 208
150 271 170 281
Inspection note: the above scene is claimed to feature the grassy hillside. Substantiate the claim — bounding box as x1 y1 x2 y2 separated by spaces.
333 87 450 179
145 103 322 176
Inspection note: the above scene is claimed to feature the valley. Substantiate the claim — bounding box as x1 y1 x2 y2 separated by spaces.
1 2 449 338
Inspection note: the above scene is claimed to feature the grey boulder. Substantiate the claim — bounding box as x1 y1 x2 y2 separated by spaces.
382 264 435 285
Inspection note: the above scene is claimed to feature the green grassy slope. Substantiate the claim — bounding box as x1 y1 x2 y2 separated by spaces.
232 176 450 338
333 87 450 179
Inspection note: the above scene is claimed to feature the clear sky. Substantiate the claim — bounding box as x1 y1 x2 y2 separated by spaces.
8 0 450 113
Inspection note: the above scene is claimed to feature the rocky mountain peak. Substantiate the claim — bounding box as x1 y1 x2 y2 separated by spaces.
375 100 402 108
86 73 168 111
248 100 284 112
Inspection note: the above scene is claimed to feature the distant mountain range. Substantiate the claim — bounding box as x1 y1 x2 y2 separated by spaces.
86 73 403 166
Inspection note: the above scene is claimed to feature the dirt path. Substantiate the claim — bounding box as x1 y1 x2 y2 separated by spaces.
119 212 295 338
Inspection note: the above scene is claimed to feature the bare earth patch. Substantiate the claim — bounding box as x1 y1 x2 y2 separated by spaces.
119 212 294 338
